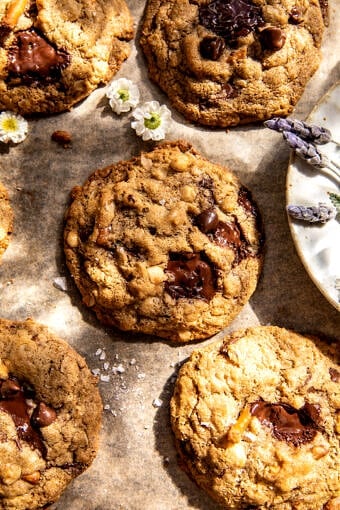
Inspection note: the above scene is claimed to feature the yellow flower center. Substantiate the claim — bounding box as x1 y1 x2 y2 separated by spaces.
1 117 18 133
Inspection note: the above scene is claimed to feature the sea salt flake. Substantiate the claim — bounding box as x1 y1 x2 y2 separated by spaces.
200 422 210 428
99 351 106 361
95 349 102 356
152 398 163 408
104 404 111 411
103 362 110 371
53 277 68 292
112 364 125 374
137 373 146 380
100 374 110 382
91 368 101 376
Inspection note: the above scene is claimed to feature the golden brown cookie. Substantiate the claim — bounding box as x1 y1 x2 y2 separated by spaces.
0 317 102 510
170 325 340 509
0 0 133 114
140 0 325 127
64 141 264 342
0 181 12 262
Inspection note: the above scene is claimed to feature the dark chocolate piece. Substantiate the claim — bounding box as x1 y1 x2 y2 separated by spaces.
7 29 70 84
199 0 264 43
165 252 216 301
260 27 286 51
250 400 321 446
200 36 226 60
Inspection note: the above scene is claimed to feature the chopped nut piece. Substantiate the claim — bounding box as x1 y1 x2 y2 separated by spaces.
51 130 72 147
227 407 252 443
147 266 166 284
1 0 28 30
181 185 196 202
311 445 329 459
22 471 41 485
0 359 9 379
66 231 78 248
170 153 192 172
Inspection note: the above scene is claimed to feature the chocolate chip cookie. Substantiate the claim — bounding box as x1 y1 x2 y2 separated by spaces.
0 0 133 115
0 317 102 510
64 141 264 342
170 325 340 509
0 181 12 262
140 0 325 127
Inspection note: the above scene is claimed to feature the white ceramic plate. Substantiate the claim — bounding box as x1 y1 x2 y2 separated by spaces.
286 82 340 312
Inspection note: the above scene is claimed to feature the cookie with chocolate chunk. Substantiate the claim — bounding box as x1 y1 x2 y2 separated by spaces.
0 317 102 510
0 0 133 114
140 0 325 127
0 181 13 262
64 141 263 342
171 325 340 509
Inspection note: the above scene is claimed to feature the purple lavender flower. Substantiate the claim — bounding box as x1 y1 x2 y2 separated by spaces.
287 203 336 223
265 117 333 145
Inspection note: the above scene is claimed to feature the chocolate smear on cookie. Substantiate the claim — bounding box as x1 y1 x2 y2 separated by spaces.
0 376 57 456
250 400 321 446
199 0 264 43
7 29 70 85
165 252 216 301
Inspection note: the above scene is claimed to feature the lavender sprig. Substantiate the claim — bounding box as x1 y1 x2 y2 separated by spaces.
287 203 337 223
282 131 340 178
264 117 338 145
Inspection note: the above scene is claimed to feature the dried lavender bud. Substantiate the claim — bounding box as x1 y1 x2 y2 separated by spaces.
282 131 327 168
264 118 333 145
287 203 336 223
328 192 340 214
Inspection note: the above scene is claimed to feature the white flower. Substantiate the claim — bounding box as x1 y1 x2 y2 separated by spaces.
0 111 28 144
131 101 172 141
106 78 140 114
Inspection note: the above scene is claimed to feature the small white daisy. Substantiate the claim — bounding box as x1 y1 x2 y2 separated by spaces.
131 100 172 141
0 111 28 144
106 78 140 114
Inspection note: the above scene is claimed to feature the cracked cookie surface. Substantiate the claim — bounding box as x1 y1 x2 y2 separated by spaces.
64 141 264 342
170 325 340 509
0 0 133 114
140 0 325 127
0 318 102 510
0 182 12 262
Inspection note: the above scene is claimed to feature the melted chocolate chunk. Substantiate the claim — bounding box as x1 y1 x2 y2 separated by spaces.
211 220 243 248
250 400 321 446
196 208 219 233
289 6 304 24
199 0 264 43
238 187 257 216
329 367 340 382
200 36 226 60
7 29 70 84
195 208 253 265
165 252 216 301
0 377 46 455
260 27 286 51
31 402 57 428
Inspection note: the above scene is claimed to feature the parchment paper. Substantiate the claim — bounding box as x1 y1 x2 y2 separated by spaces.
0 1 339 509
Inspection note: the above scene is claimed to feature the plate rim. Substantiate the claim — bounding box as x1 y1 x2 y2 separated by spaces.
285 81 340 312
